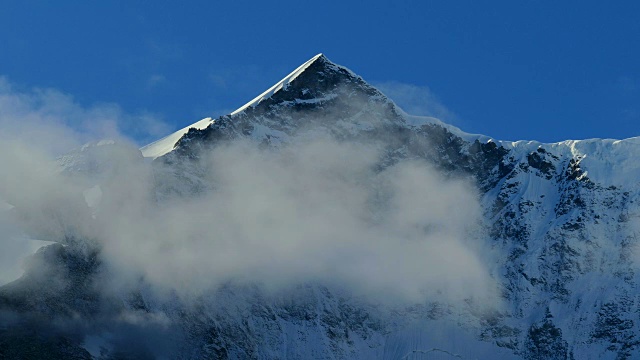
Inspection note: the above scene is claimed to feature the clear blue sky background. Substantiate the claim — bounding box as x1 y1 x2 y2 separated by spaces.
2 1 639 144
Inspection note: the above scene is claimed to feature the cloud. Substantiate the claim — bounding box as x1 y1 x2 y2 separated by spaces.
374 81 458 123
0 77 169 285
0 77 499 312
88 137 497 307
0 77 504 358
0 76 170 151
0 207 31 285
146 74 167 90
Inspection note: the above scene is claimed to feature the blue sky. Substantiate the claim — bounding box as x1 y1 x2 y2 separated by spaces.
1 1 639 144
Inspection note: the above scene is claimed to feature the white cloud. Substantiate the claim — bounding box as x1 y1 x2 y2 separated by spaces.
0 77 170 284
0 77 499 311
92 138 498 307
0 76 170 152
0 208 30 285
374 81 458 123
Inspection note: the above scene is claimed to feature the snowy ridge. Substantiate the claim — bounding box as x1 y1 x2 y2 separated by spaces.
138 54 325 159
403 110 640 188
494 136 640 187
400 112 493 145
229 53 325 116
140 52 640 176
140 117 213 159
402 111 640 187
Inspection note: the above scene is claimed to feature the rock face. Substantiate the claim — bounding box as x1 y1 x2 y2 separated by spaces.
2 54 640 359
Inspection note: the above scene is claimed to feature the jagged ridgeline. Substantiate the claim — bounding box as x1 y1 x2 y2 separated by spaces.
2 54 640 359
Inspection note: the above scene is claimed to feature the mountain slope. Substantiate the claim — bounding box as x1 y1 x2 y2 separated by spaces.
2 54 640 359
151 54 640 359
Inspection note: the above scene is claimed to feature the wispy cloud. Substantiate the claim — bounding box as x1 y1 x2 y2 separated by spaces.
374 81 458 123
146 74 167 90
0 77 169 285
0 76 170 150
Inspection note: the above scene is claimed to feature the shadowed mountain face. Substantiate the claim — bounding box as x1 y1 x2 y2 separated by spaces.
2 54 640 359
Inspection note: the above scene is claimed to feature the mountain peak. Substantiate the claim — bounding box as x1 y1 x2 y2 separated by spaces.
229 53 332 116
140 54 374 158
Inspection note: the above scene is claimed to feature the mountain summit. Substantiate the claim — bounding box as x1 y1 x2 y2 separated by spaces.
2 54 640 359
142 53 462 159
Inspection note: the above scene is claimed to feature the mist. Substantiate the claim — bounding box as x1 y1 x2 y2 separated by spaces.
95 138 493 303
0 78 500 312
1 139 498 308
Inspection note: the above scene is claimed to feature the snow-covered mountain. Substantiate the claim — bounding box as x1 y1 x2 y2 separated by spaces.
2 54 640 359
